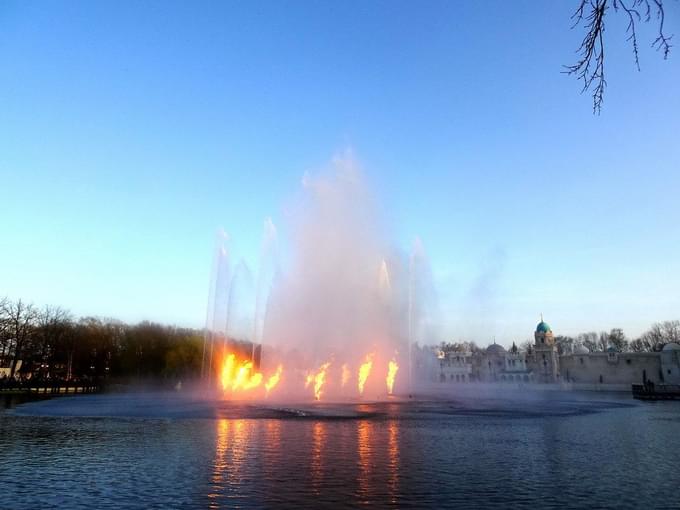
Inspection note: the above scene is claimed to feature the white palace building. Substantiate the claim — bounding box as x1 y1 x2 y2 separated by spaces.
431 318 680 391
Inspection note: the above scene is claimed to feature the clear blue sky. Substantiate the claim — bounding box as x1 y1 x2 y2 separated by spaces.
1 1 678 345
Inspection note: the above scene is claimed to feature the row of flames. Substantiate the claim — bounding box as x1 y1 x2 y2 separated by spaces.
218 352 399 400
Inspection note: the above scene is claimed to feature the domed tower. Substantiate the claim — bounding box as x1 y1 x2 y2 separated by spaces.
531 314 560 383
534 316 555 347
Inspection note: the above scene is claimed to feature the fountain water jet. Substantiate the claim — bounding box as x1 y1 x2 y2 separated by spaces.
203 154 437 401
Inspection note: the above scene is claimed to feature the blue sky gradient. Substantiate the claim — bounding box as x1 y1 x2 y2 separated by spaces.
1 1 678 344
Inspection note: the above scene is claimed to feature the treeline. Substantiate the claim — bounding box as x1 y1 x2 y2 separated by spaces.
551 321 680 354
0 297 226 383
438 321 680 355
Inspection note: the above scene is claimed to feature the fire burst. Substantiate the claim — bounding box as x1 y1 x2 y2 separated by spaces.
386 359 399 394
219 353 281 396
311 362 331 400
265 365 283 395
220 354 237 390
357 353 374 396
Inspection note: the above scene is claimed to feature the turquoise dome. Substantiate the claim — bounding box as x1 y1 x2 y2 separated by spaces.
536 321 551 333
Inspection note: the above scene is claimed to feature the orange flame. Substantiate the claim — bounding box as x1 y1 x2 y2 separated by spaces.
234 361 262 391
265 365 283 395
313 362 331 400
386 359 399 394
219 352 277 396
220 354 237 390
341 364 351 387
358 353 374 396
305 373 314 389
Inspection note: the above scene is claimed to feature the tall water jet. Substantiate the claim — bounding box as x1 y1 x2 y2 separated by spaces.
378 258 392 304
202 230 230 383
407 238 421 393
225 259 256 350
253 217 278 355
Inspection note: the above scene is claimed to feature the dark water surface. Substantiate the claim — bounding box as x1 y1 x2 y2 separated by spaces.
1 390 679 509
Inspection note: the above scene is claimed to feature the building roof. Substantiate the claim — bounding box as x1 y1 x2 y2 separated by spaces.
574 344 590 354
536 321 551 333
486 343 506 354
662 342 680 351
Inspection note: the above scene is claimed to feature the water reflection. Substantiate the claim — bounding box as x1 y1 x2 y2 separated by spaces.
209 419 251 508
387 420 399 503
310 421 326 494
357 419 373 502
4 395 678 509
231 420 249 473
263 419 281 481
209 419 229 508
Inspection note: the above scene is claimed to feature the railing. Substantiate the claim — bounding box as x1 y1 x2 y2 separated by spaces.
0 382 100 395
632 383 680 400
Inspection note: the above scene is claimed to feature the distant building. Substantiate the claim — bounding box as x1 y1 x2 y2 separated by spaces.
527 317 560 383
430 317 680 390
562 342 680 387
438 350 472 383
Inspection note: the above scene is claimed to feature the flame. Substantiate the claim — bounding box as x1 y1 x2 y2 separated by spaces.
358 353 374 396
313 362 331 400
220 354 237 390
218 352 277 396
386 359 399 394
341 364 351 387
239 367 262 390
231 361 252 390
265 365 283 394
305 373 314 389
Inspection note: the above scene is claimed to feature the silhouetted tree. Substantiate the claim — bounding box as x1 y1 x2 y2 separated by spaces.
3 299 38 377
632 320 680 351
0 297 10 364
441 340 482 353
555 335 576 354
34 306 72 378
577 331 600 351
606 327 629 351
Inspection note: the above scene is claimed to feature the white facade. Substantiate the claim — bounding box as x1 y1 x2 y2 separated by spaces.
438 351 473 382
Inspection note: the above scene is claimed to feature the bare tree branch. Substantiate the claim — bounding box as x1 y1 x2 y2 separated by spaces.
614 0 643 71
564 0 608 114
651 0 673 58
566 0 674 113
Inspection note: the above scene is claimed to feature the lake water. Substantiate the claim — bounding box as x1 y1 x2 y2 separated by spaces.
1 389 678 509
